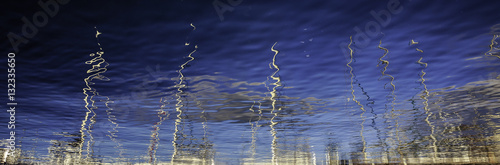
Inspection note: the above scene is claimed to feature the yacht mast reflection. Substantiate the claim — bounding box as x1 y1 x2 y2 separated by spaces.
346 36 368 162
415 45 439 163
79 28 111 162
171 45 196 163
268 42 282 165
377 40 406 163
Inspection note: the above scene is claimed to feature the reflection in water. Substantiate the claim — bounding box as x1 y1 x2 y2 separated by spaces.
94 31 125 161
486 24 500 60
486 24 500 80
172 42 199 163
418 79 500 164
246 46 282 163
79 28 111 163
169 24 215 164
377 40 404 163
11 24 500 164
268 42 281 165
347 36 367 161
417 51 438 163
148 85 171 164
248 99 262 163
410 39 419 46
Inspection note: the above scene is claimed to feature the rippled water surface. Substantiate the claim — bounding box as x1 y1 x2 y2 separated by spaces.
1 0 500 164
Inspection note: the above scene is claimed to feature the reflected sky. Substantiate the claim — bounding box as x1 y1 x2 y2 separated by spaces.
41 30 497 164
2 1 500 165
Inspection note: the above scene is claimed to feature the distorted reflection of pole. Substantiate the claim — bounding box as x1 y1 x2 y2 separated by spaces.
417 54 438 163
79 28 110 162
268 42 281 165
353 52 386 162
248 79 270 163
196 97 213 164
169 23 197 163
346 36 368 162
171 43 197 163
485 28 500 60
104 96 124 159
377 40 406 164
148 93 172 164
248 100 261 162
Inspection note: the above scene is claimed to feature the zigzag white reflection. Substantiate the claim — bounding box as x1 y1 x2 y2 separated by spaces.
268 42 281 165
171 43 197 163
79 28 110 162
347 36 368 161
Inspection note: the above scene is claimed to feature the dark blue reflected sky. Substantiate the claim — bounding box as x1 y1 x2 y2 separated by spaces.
1 0 500 164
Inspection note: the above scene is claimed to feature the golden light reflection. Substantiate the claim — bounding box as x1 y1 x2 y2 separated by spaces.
270 42 280 114
190 23 196 30
417 54 437 163
485 34 500 59
409 39 419 45
79 28 110 161
171 42 197 163
247 80 269 163
377 40 405 163
269 42 281 165
347 36 367 161
146 22 201 164
248 53 273 163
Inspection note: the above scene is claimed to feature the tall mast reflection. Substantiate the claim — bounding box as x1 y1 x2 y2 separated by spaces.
79 28 110 162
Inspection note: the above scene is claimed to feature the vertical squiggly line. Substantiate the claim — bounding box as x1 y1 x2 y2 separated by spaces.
151 23 196 164
269 42 281 165
248 82 268 163
251 54 273 163
354 72 386 162
197 98 212 163
377 40 404 164
148 95 171 164
248 100 261 162
270 42 281 114
79 28 109 162
192 75 213 163
417 56 437 162
93 31 124 160
104 97 124 159
171 43 197 163
347 36 367 161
